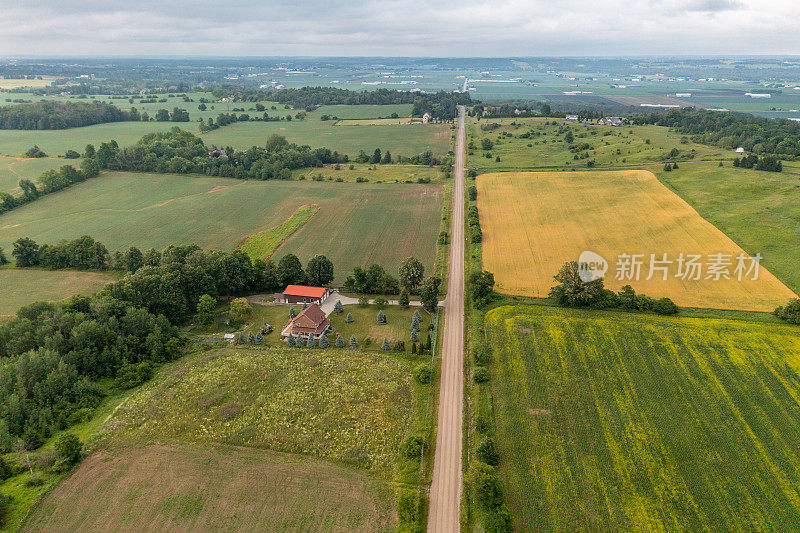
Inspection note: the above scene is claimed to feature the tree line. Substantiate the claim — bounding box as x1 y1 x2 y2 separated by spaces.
0 159 100 216
0 101 134 130
211 86 471 120
629 107 800 158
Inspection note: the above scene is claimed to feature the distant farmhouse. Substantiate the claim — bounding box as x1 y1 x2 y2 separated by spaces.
597 117 624 126
281 285 331 305
565 114 579 122
281 303 330 341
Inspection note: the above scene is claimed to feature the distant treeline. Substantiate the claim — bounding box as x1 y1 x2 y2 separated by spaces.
629 108 800 158
211 86 471 119
0 101 134 130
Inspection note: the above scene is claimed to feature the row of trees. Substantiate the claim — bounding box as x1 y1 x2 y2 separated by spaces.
0 159 100 215
733 154 783 172
550 261 679 315
629 107 800 158
211 86 471 119
0 101 133 130
12 236 108 270
92 129 349 180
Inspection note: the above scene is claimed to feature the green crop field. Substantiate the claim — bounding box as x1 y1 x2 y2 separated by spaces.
201 119 451 157
0 268 117 315
0 156 67 193
315 103 413 119
467 117 727 171
0 171 442 283
485 304 800 531
657 161 800 295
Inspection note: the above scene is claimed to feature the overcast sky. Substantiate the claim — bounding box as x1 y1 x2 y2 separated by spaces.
1 0 798 57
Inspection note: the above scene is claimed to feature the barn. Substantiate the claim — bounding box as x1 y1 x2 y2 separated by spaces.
281 285 331 305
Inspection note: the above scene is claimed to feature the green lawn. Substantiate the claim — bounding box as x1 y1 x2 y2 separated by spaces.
0 156 68 193
657 161 800 295
484 304 800 531
0 171 442 284
0 268 117 315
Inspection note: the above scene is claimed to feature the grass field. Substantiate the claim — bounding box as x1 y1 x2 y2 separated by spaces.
293 163 443 183
239 204 318 261
477 170 796 311
22 443 395 533
0 172 442 283
485 304 800 531
315 104 412 119
467 117 727 171
0 268 116 315
0 77 55 89
201 120 451 157
95 345 425 477
0 156 67 193
657 161 800 295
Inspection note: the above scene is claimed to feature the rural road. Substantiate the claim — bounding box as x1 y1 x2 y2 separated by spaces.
428 105 466 532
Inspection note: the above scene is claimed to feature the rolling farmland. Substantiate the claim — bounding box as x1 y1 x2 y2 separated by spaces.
485 304 800 531
0 156 68 193
477 170 796 311
0 171 442 282
22 444 396 533
0 268 116 315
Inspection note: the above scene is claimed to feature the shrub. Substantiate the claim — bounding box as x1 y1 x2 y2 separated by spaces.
469 461 503 508
400 434 427 459
652 297 679 315
474 367 490 383
54 433 82 470
393 340 405 352
0 457 11 482
473 341 492 365
477 437 500 466
397 488 421 525
775 298 800 324
25 145 46 158
113 361 154 390
358 296 369 307
414 364 433 384
0 493 11 526
374 296 388 308
229 297 250 324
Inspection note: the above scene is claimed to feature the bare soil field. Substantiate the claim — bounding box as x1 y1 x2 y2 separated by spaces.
477 170 796 311
22 443 395 533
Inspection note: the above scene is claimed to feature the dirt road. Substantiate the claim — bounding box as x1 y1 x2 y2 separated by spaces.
428 105 466 532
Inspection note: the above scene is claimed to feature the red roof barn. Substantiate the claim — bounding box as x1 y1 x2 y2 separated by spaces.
281 285 331 305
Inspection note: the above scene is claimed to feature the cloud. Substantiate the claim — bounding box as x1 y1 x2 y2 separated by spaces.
0 0 797 56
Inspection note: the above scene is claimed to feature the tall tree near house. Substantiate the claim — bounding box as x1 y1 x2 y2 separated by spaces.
420 277 441 313
277 253 306 286
399 257 425 291
306 255 334 286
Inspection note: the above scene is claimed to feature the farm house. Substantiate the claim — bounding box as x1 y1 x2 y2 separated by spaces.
281 303 330 340
281 285 331 305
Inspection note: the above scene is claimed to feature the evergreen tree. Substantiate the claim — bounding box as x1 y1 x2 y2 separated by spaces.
411 343 417 355
335 335 345 348
248 332 256 344
377 310 386 324
382 338 391 351
413 309 422 323
333 300 344 314
411 330 419 343
399 288 410 308
350 334 358 346
295 334 303 348
319 334 330 348
302 302 309 310
289 306 296 318
255 332 264 344
237 332 246 344
287 334 296 347
306 335 316 348
346 312 354 323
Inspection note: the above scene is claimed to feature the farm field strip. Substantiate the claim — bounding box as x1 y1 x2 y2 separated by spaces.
477 169 796 311
0 171 442 283
486 305 800 531
238 204 318 261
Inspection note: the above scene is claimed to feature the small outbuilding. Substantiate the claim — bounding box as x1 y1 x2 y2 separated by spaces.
281 285 330 305
735 147 745 153
281 303 330 340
